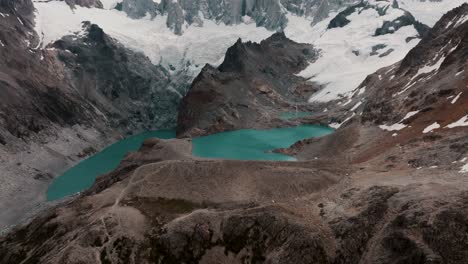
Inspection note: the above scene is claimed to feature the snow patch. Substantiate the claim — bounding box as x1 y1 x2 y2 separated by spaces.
330 113 356 129
379 123 407 131
17 16 24 26
461 163 468 173
446 115 468 128
401 110 420 121
451 92 462 104
422 122 440 133
455 14 468 28
412 55 446 81
350 101 362 112
379 110 419 131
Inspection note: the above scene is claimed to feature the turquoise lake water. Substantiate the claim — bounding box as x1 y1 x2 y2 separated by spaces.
46 130 175 201
192 125 333 161
279 111 313 120
47 125 333 201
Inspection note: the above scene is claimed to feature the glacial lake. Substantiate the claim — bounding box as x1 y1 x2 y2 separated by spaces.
47 125 333 201
279 111 313 120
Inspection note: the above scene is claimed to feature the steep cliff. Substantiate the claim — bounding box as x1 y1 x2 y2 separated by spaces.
176 32 319 137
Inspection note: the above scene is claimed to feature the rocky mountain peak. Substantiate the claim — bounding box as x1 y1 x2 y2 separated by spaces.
177 33 318 137
398 3 468 73
118 0 357 35
61 0 103 8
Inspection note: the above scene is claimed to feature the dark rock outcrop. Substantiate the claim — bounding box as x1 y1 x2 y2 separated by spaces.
328 0 430 38
62 0 103 8
176 32 319 137
51 22 180 131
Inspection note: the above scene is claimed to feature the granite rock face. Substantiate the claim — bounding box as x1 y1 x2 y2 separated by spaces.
176 32 319 137
120 0 357 34
52 22 180 132
62 0 104 8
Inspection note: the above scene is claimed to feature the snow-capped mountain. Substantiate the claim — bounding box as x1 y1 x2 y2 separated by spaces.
33 0 359 77
113 0 359 34
290 0 429 102
1 0 467 231
33 0 464 104
1 4 468 263
399 0 468 26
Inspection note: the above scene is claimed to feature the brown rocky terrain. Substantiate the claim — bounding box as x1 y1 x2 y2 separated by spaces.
0 2 468 264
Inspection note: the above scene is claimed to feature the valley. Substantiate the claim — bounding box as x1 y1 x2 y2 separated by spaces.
0 0 467 263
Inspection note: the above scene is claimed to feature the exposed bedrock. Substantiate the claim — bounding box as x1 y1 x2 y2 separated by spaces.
176 32 321 137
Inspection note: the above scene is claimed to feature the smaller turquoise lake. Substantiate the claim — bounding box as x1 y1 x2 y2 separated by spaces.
47 130 175 201
47 125 333 201
192 125 333 161
279 111 313 120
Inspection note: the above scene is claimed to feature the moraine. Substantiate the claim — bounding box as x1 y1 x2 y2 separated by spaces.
47 125 333 201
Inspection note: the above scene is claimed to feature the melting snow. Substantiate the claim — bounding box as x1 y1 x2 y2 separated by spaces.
379 110 419 131
451 92 462 104
350 101 362 112
401 110 420 121
446 115 468 128
455 14 468 28
358 87 366 95
330 113 356 129
423 122 440 133
412 55 446 80
461 163 468 173
456 70 465 76
379 123 407 131
17 17 24 26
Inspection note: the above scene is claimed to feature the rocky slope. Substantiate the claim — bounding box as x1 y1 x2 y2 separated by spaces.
0 0 179 230
314 2 468 168
51 21 179 131
177 32 319 137
291 0 431 102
